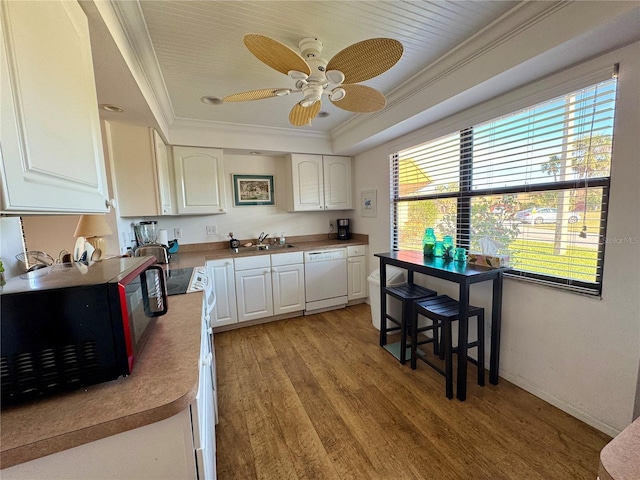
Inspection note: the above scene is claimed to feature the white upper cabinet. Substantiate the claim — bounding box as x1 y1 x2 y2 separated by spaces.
153 131 173 215
0 0 109 214
322 156 353 210
106 122 173 217
173 146 226 215
285 154 353 211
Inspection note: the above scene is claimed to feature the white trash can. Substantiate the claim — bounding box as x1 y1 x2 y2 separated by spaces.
368 266 407 330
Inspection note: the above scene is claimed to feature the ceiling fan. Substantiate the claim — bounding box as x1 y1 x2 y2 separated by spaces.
222 34 404 127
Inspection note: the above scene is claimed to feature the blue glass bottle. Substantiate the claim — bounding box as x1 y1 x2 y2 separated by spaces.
422 228 436 256
442 235 454 259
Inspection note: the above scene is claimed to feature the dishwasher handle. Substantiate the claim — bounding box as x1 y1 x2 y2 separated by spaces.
304 249 347 263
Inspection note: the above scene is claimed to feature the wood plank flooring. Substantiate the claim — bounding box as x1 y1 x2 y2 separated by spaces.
214 304 610 479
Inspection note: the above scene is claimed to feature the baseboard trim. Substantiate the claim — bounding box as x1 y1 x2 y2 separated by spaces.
498 370 620 437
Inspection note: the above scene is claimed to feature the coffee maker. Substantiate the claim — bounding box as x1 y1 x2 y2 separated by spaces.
337 219 350 240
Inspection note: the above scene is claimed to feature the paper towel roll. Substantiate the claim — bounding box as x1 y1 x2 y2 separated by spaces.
158 229 169 246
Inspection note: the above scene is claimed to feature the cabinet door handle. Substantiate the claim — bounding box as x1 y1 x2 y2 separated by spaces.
202 353 213 367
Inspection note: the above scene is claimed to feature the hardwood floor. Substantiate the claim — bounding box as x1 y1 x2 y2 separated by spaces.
214 304 610 479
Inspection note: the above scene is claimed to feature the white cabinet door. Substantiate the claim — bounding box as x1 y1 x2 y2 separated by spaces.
106 122 160 217
106 124 173 217
192 310 216 480
323 156 353 210
235 268 273 322
153 130 174 215
286 154 352 211
272 264 305 315
206 259 237 327
347 256 368 300
287 154 324 211
173 146 226 215
0 0 109 214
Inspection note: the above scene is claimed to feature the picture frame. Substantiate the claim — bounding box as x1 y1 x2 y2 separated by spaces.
361 189 377 217
232 174 275 206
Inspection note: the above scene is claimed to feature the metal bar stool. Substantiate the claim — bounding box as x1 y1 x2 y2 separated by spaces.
411 295 485 399
380 283 437 364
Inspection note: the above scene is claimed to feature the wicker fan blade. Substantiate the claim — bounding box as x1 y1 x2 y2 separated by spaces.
326 38 403 84
244 34 311 76
223 89 287 102
331 84 386 113
289 101 321 127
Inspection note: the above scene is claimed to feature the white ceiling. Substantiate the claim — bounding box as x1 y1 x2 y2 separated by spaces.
137 0 518 131
84 1 640 155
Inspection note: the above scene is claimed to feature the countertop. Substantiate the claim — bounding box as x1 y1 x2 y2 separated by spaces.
176 234 368 261
599 417 640 480
0 235 368 469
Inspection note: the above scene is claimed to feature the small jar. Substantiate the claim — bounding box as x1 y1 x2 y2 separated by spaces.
442 235 454 259
454 247 467 263
422 228 436 256
434 240 444 257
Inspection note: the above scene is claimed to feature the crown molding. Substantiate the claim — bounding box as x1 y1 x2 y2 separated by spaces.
91 0 173 135
332 1 639 155
169 117 333 154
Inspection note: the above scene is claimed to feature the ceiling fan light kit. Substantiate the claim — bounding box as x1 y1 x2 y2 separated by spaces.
222 33 403 127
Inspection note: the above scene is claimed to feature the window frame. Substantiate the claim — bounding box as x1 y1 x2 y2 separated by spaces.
391 75 617 297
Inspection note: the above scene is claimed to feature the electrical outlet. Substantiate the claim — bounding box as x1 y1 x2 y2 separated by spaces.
174 227 182 239
329 220 334 229
206 225 217 235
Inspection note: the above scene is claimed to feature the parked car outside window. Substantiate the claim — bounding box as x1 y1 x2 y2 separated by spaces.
514 207 580 225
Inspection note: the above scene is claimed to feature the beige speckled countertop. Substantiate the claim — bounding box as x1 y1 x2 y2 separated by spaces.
599 417 640 480
177 233 368 261
0 235 368 469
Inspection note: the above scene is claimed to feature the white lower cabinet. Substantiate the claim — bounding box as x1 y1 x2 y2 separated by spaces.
235 255 273 322
272 252 306 315
347 246 368 301
233 252 305 323
1 306 218 480
192 286 217 480
206 259 238 327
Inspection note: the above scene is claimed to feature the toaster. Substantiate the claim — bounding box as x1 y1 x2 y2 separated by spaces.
135 245 170 264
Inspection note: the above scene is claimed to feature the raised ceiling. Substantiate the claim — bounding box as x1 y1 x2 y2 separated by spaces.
87 1 640 155
113 1 518 131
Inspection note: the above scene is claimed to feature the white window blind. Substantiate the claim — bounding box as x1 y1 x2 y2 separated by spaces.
391 76 617 295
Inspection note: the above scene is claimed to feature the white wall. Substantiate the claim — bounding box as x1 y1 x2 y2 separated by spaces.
140 153 350 246
353 43 640 436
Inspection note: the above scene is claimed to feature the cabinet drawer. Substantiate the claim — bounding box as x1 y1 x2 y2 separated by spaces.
234 255 270 271
271 251 304 266
347 245 366 257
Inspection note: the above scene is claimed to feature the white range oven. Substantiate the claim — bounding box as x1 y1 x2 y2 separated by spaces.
303 248 348 314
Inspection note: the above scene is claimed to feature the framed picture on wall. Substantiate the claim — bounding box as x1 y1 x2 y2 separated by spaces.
361 189 377 217
232 174 275 206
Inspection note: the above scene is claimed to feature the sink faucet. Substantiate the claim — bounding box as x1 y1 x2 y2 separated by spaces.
258 232 269 244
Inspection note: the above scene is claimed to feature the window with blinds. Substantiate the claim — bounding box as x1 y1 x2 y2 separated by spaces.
391 77 617 295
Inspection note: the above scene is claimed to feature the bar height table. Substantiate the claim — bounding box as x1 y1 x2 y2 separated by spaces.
375 251 510 401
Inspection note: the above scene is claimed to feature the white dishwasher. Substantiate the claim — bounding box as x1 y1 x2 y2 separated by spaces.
304 248 348 314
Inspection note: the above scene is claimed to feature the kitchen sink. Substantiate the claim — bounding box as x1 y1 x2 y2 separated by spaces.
232 244 296 253
255 244 296 250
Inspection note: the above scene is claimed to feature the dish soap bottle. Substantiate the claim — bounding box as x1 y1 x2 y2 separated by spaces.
280 232 286 245
422 228 436 256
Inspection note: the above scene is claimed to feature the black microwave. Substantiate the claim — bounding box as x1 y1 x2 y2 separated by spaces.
0 256 167 406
